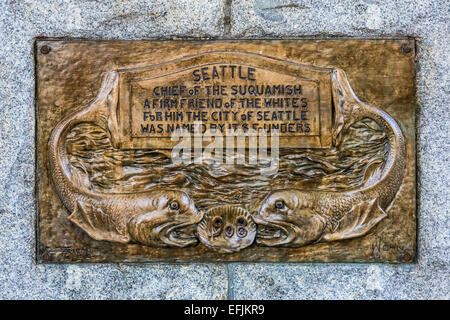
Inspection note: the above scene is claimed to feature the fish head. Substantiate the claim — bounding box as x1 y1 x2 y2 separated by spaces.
127 190 203 247
198 206 257 253
254 190 326 247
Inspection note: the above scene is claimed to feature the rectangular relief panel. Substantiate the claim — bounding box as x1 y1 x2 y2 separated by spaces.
36 39 416 263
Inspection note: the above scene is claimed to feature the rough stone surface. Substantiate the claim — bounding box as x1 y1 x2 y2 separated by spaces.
0 0 227 300
230 0 449 300
0 0 449 299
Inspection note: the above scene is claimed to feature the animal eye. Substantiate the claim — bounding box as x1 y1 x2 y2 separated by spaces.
274 200 285 210
169 200 180 211
237 227 247 238
213 217 223 228
236 217 246 226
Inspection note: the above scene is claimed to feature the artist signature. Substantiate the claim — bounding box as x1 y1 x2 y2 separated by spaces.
370 237 412 261
41 246 89 260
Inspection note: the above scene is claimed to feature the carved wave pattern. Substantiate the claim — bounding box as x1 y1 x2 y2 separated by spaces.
66 118 387 212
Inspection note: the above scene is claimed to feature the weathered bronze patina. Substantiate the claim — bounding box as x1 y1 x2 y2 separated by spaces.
36 40 416 263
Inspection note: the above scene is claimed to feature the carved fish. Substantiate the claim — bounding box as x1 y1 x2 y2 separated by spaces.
198 206 257 253
47 71 203 247
254 69 406 247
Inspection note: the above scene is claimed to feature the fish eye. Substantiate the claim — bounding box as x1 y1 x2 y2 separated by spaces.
274 199 285 210
237 227 247 238
225 226 234 238
213 217 223 228
236 217 246 226
169 200 180 211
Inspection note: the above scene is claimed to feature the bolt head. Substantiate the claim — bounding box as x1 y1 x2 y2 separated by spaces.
40 45 51 54
400 43 413 55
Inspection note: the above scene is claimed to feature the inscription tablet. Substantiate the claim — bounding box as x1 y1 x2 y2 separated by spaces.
117 52 332 149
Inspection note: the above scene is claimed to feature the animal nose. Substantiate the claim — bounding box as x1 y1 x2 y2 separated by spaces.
224 225 234 238
237 226 247 238
198 205 257 253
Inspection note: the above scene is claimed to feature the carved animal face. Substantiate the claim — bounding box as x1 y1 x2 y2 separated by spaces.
198 206 256 253
127 190 203 247
254 190 326 247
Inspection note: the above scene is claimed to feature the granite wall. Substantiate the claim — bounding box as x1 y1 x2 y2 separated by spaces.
0 0 448 299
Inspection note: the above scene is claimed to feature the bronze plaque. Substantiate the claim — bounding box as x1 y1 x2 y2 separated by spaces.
36 40 416 263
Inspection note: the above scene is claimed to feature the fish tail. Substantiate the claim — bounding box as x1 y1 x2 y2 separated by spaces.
47 71 120 212
331 68 406 208
331 68 364 145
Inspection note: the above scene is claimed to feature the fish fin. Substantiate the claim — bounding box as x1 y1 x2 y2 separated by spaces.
70 200 94 228
323 198 387 241
329 216 344 233
363 159 384 187
68 200 130 243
